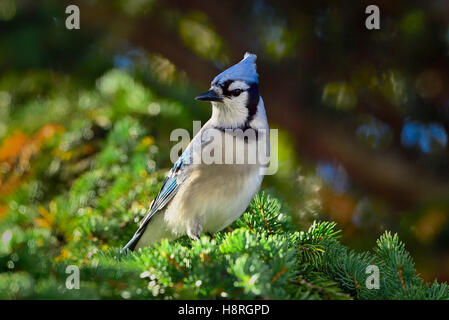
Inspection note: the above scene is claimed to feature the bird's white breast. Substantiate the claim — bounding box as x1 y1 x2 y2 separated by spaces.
163 128 265 236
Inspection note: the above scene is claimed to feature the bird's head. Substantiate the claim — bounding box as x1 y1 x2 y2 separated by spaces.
195 53 260 129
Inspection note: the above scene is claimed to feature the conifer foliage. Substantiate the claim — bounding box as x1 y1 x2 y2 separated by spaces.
1 188 448 299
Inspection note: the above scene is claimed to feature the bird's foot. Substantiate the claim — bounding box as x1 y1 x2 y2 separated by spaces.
187 218 202 242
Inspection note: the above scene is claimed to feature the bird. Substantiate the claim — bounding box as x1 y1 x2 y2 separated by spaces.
122 52 270 252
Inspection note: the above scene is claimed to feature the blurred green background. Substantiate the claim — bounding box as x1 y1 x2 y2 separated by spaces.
1 0 449 284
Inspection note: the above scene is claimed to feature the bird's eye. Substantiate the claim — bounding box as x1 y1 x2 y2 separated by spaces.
231 89 243 96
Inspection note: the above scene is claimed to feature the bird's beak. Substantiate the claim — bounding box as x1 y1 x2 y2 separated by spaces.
195 89 223 102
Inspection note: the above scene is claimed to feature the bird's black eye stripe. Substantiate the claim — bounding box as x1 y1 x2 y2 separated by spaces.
220 80 233 96
221 80 244 97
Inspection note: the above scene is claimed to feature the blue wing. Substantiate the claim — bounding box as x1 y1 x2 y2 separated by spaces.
122 148 191 252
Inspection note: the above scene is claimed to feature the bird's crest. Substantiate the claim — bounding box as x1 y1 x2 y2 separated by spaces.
212 52 258 85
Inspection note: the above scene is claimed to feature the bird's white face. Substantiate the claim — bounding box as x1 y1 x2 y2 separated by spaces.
210 80 251 128
193 80 260 129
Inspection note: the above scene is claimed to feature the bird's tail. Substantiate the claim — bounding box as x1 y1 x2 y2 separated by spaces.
120 230 143 254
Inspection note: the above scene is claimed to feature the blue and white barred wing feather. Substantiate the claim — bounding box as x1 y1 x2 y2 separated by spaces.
121 147 192 252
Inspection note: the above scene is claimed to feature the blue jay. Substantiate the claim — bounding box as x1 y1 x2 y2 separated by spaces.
122 53 269 252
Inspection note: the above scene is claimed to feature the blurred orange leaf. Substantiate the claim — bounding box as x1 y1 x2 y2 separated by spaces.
34 206 55 229
0 124 64 198
54 248 71 262
0 131 28 161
